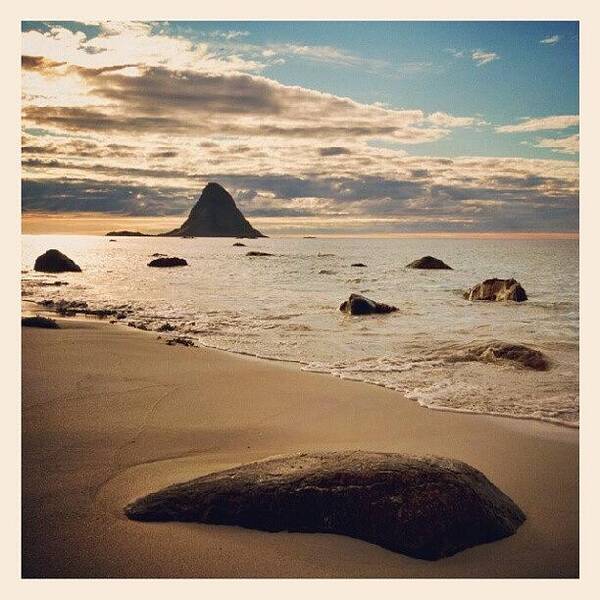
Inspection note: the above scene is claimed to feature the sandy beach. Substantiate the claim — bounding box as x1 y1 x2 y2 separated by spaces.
21 317 579 578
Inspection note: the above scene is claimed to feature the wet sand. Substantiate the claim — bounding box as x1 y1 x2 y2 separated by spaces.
21 318 578 578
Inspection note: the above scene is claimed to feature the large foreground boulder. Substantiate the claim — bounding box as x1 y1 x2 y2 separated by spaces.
464 278 527 302
147 257 188 267
34 249 81 273
163 182 265 238
460 342 549 371
406 256 452 269
124 451 526 560
340 293 398 315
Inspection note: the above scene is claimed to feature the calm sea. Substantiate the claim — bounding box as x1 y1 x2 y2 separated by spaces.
22 235 579 427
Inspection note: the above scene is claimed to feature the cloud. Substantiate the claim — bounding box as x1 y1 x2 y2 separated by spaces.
208 30 250 40
445 48 465 58
496 115 579 133
22 60 477 145
471 50 499 66
540 35 561 45
529 134 579 155
20 22 579 233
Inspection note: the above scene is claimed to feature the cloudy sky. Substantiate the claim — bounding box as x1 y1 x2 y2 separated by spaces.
21 21 579 234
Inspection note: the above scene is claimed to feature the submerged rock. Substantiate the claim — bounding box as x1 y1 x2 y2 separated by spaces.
246 251 274 257
460 342 549 371
34 249 82 273
21 315 59 329
147 257 188 268
464 278 527 302
406 256 452 270
163 182 265 238
339 293 397 316
124 451 526 561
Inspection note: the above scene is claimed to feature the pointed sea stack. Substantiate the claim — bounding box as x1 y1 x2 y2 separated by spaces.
163 182 266 238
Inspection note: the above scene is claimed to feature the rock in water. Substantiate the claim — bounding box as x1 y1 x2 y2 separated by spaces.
147 257 188 267
34 249 82 273
464 278 527 302
461 342 549 371
163 182 265 238
124 451 526 560
406 256 452 269
340 293 397 315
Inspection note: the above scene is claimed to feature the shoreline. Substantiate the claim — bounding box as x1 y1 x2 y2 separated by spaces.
22 317 579 577
22 300 579 430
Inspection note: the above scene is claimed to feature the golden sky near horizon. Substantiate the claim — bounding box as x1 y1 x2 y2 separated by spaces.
21 21 579 235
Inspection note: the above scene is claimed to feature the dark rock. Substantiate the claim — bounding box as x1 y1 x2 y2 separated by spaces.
303 236 317 239
150 253 168 257
109 239 117 242
105 231 147 237
124 451 526 561
232 242 247 247
147 257 188 268
406 256 452 270
339 293 397 315
157 322 176 332
246 251 274 257
34 249 82 273
319 269 336 275
351 263 367 267
459 342 549 371
166 337 194 347
22 315 59 329
40 299 88 315
464 278 528 302
163 182 265 238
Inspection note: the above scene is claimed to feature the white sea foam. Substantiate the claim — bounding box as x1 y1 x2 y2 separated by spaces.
22 234 579 427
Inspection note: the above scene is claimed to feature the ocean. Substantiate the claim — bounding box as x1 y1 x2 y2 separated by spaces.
21 234 579 428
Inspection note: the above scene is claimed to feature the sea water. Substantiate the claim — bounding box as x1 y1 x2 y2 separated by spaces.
22 235 579 427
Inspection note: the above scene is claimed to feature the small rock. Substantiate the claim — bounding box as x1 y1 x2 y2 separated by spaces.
166 337 194 347
351 263 367 267
147 257 188 267
406 256 452 270
232 242 247 247
246 251 274 257
21 315 59 329
339 293 398 315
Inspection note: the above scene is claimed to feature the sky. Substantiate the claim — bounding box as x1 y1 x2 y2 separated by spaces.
21 21 579 234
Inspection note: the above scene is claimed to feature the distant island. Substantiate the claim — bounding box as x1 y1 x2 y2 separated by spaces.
106 183 265 238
